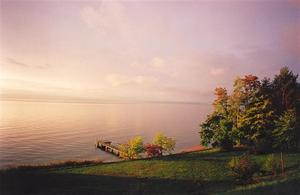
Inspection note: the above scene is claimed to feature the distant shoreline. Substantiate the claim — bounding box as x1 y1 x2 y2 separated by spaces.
0 98 210 105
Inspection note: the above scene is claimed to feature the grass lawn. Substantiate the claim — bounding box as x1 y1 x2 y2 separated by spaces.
0 149 299 194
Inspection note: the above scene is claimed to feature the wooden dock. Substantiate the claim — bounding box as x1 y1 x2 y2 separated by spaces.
96 140 125 158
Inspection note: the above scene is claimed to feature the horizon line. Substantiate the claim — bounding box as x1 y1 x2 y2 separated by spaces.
0 97 211 105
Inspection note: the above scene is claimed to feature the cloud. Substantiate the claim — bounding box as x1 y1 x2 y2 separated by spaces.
5 57 48 69
81 1 131 39
210 67 225 76
150 57 165 68
105 73 156 87
161 86 213 99
130 57 166 69
80 1 144 62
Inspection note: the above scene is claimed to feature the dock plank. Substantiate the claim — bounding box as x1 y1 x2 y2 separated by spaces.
96 140 125 158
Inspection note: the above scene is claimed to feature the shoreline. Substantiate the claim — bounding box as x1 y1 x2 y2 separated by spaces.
1 145 208 170
180 145 207 153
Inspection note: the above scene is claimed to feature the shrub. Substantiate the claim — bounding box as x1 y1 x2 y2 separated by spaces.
228 155 260 183
144 144 163 157
264 154 280 176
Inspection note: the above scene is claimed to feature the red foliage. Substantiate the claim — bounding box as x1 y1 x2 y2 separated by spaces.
144 144 163 157
242 75 260 92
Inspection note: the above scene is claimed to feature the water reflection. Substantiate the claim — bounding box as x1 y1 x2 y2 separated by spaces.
0 100 211 167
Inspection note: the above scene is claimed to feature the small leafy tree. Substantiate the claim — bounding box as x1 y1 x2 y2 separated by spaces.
153 133 176 154
144 144 163 157
120 136 144 159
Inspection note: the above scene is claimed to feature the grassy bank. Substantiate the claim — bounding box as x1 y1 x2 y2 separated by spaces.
0 149 299 194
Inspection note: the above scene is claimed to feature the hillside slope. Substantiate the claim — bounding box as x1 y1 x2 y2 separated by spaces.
0 149 299 194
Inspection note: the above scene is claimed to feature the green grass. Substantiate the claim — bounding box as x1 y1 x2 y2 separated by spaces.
1 149 299 194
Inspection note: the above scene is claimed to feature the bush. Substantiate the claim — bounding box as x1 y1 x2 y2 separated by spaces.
144 144 163 157
228 155 260 183
264 154 280 176
153 133 176 154
120 136 144 159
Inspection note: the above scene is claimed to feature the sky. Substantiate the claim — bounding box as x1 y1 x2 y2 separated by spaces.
0 0 299 103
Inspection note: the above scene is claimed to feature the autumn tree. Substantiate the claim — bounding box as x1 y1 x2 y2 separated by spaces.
200 66 300 153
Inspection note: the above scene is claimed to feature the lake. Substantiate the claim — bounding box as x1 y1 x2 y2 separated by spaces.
0 100 211 168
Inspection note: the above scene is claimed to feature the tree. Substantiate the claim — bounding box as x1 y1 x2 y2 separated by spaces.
238 96 276 153
200 113 235 150
120 136 144 159
240 75 260 109
200 113 221 147
228 77 245 132
200 87 235 150
260 78 273 100
230 75 278 152
213 87 229 114
272 66 299 114
153 133 176 154
215 117 235 150
271 67 300 151
200 66 300 153
144 144 163 157
229 75 261 144
273 109 299 151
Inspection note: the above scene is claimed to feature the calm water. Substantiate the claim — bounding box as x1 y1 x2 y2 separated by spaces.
0 100 211 168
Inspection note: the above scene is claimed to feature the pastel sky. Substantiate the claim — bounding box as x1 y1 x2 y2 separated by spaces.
0 0 299 103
